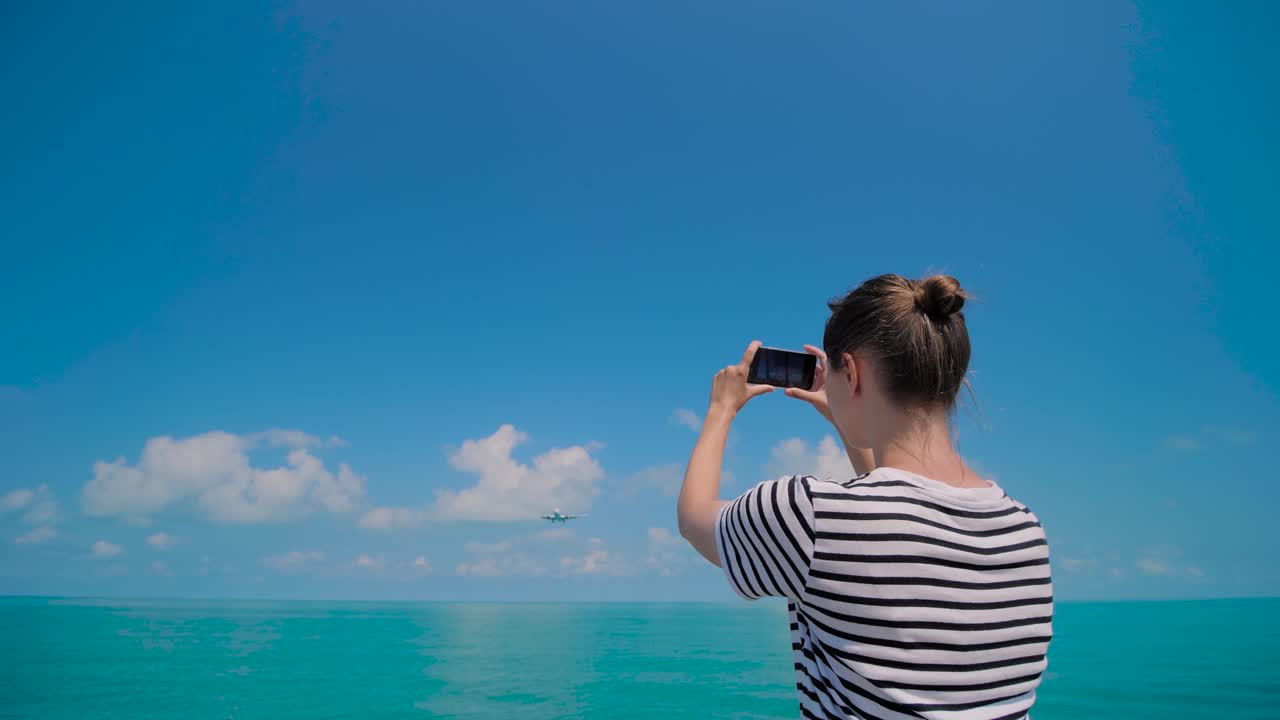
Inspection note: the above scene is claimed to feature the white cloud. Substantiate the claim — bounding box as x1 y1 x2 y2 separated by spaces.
1222 430 1257 445
23 486 62 525
1060 557 1095 572
1 488 33 512
561 550 604 573
354 554 385 569
15 526 56 545
1202 426 1258 446
264 550 325 570
150 561 172 577
766 435 855 483
1136 557 1206 579
2 485 62 525
81 430 367 524
456 553 546 577
313 464 366 514
1133 546 1205 579
354 553 435 578
648 527 675 545
454 530 662 579
456 558 497 577
430 425 604 522
250 429 323 449
557 537 634 576
671 408 702 431
90 540 123 558
627 463 684 497
359 425 606 527
1164 426 1260 452
535 527 574 542
454 536 544 577
146 532 177 550
646 527 685 576
245 429 349 450
23 500 62 525
1136 557 1170 575
1108 567 1126 578
464 540 512 554
560 549 620 575
358 506 425 530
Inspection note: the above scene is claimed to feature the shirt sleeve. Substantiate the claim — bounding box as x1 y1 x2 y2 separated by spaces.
714 475 816 602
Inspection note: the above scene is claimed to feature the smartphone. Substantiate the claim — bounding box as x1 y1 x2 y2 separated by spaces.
747 346 817 390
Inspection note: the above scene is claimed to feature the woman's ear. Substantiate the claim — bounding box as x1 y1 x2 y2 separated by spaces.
841 352 859 398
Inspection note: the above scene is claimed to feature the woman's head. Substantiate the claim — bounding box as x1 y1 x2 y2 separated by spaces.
821 274 970 448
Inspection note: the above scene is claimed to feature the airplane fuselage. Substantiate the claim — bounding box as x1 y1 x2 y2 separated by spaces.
542 509 578 523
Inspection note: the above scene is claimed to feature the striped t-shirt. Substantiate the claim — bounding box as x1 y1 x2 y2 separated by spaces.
714 466 1053 720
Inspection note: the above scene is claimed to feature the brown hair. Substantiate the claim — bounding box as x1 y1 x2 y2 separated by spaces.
822 273 971 411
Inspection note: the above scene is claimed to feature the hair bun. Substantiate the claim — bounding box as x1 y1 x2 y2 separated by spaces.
913 275 966 320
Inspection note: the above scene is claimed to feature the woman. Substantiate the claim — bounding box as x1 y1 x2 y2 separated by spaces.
677 274 1052 720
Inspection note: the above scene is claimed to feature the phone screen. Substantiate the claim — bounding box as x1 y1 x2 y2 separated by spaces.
747 347 817 390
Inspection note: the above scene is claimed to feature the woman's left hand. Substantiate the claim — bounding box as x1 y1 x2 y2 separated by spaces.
707 340 775 419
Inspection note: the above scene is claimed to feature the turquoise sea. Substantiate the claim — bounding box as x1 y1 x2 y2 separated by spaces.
1 596 1276 719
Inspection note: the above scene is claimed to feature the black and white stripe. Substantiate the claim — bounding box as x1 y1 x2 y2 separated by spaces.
715 467 1053 720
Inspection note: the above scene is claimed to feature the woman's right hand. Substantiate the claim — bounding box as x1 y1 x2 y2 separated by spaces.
784 344 833 423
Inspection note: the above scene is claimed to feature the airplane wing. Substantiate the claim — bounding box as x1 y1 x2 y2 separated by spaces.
566 514 586 520
539 515 554 520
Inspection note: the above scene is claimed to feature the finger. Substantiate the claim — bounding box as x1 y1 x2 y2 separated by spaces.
802 344 828 363
739 340 762 371
785 387 820 403
802 344 827 391
747 383 774 398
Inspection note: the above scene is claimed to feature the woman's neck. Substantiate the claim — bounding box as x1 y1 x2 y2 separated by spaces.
872 412 990 489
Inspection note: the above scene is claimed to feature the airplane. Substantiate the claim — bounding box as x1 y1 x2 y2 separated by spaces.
540 508 585 523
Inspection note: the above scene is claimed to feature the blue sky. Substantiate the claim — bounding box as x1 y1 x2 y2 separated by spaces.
2 2 1276 602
